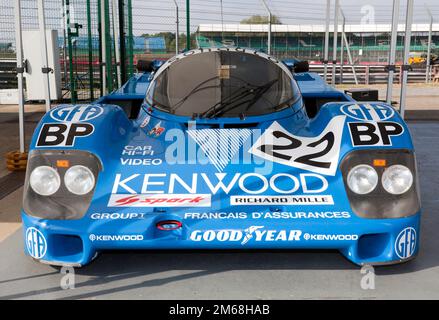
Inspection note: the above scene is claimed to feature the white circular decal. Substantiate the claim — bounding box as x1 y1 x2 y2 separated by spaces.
395 227 417 259
50 105 104 123
26 227 47 259
341 103 395 121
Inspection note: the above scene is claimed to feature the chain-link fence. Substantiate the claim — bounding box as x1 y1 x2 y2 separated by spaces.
0 0 135 102
1 0 439 102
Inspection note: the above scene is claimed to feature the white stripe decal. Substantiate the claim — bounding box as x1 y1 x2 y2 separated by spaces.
188 128 252 172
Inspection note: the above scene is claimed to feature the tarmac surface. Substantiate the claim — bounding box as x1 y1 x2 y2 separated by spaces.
0 106 438 299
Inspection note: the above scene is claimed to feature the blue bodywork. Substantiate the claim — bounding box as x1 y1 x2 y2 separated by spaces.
21 51 421 267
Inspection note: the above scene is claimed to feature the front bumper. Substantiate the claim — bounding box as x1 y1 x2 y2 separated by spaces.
21 211 421 267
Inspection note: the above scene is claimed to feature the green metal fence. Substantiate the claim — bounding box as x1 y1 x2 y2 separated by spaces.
61 0 135 102
0 0 135 102
1 0 438 102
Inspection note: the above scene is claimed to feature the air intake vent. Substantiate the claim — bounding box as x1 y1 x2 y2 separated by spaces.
223 123 258 129
182 123 220 129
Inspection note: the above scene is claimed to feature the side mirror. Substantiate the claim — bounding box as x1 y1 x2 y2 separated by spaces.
294 60 309 73
136 59 154 72
136 59 165 73
282 59 309 73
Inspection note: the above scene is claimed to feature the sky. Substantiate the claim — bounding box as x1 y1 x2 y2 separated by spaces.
133 0 439 35
1 0 439 42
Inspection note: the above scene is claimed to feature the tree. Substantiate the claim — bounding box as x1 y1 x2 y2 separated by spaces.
240 14 282 24
141 32 197 53
141 32 175 51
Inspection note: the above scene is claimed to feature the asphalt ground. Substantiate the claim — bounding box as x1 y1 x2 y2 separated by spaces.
0 107 438 299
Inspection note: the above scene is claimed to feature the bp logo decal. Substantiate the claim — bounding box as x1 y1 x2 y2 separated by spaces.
37 105 101 147
395 227 417 259
25 227 47 259
341 103 394 121
50 105 104 123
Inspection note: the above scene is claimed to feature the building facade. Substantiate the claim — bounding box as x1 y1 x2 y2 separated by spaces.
197 24 439 63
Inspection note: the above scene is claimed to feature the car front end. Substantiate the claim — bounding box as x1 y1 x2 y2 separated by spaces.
21 48 421 267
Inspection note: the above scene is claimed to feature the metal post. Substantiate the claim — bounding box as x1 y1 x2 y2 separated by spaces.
14 0 25 153
331 0 339 86
268 11 272 55
425 7 433 83
343 31 359 85
104 0 113 92
37 0 51 111
172 0 179 54
118 0 127 83
73 39 78 91
220 0 224 44
261 0 272 55
323 0 331 82
97 0 103 96
186 0 191 50
61 0 68 87
127 0 134 76
340 9 345 83
112 0 122 87
86 0 94 101
399 0 414 119
66 0 76 103
365 66 370 85
386 0 400 104
100 0 107 95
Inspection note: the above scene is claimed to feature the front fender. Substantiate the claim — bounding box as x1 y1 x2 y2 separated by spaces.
315 101 414 153
30 104 133 162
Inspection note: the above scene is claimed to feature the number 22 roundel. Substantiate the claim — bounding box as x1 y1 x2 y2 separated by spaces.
249 116 345 176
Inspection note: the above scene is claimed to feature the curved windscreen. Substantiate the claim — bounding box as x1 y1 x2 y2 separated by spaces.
146 50 301 118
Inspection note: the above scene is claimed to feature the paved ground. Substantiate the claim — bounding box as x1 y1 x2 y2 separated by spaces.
336 83 439 110
0 112 438 299
0 105 44 178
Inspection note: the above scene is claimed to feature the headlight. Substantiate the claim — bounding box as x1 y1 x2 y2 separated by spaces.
64 165 95 195
382 164 413 195
24 150 101 220
29 166 61 196
347 164 378 194
340 149 420 219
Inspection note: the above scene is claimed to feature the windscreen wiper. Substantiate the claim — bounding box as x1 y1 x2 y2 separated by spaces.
205 79 279 119
199 85 259 119
271 95 301 112
243 79 279 112
171 76 219 112
172 75 257 114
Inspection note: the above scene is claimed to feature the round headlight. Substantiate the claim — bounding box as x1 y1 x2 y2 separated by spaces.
29 166 61 196
347 164 378 195
64 165 95 195
382 164 413 195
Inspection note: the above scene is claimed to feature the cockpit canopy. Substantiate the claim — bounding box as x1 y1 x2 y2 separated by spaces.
146 49 301 118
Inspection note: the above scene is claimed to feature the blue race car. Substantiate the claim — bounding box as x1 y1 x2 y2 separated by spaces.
22 48 420 267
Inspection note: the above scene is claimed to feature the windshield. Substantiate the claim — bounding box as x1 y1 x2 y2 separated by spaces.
146 50 301 118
